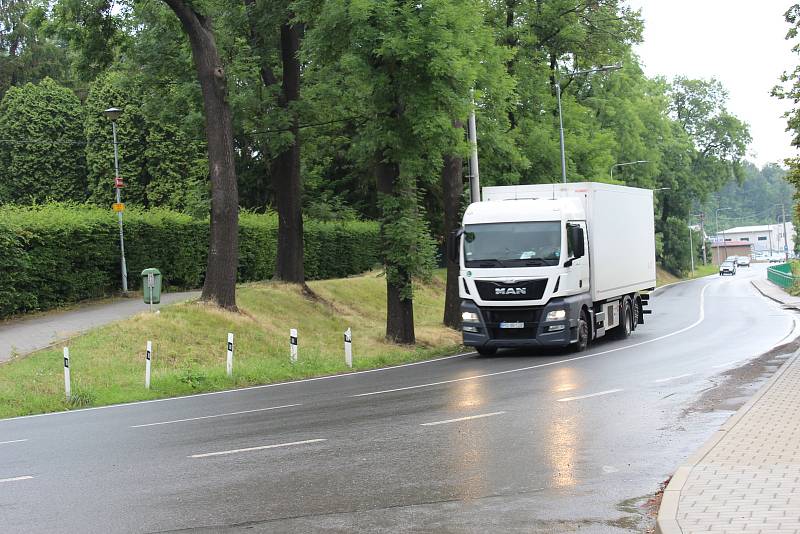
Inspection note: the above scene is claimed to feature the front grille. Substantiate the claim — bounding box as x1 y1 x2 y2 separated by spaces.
491 327 538 340
482 307 542 324
475 279 547 301
481 307 542 340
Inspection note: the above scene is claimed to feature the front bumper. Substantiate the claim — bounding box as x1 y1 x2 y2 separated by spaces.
460 299 574 348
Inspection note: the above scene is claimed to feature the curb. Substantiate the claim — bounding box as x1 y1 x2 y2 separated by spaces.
750 278 800 310
750 279 784 305
655 347 800 534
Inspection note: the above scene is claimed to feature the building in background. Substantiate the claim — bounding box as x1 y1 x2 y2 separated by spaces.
712 223 795 255
710 241 753 265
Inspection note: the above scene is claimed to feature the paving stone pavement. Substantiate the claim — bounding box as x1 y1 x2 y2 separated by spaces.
658 276 800 534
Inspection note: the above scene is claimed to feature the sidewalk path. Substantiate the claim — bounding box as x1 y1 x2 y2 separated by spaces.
0 291 200 364
657 276 800 533
752 277 800 310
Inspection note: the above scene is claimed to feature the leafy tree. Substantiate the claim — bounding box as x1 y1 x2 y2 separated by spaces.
0 0 73 97
0 78 86 203
308 0 489 343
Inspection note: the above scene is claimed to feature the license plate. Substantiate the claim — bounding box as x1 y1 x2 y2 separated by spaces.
499 321 525 329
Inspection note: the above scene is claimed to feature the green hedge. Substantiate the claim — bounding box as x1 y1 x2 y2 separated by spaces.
0 205 380 318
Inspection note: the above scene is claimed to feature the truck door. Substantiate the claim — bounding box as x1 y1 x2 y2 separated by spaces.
562 221 590 294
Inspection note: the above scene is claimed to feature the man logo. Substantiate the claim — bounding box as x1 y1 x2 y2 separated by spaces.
496 287 527 295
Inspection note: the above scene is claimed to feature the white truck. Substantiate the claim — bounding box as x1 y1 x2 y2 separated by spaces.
447 182 656 354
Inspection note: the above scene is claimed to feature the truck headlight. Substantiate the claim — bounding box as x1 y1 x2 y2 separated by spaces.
545 309 566 322
462 311 480 323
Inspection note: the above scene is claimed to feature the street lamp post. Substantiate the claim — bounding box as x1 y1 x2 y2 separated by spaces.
555 64 621 183
715 207 732 265
104 107 128 294
610 160 648 182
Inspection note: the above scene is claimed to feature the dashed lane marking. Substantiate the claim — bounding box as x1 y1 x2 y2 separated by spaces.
556 389 624 402
131 404 302 428
420 411 506 426
188 439 327 459
0 476 33 483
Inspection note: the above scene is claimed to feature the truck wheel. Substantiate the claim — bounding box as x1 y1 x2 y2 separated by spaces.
610 299 633 340
476 346 497 357
572 311 589 352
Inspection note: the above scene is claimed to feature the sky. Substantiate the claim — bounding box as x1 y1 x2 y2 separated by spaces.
625 0 797 167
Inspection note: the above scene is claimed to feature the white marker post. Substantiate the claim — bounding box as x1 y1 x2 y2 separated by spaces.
63 347 71 401
226 333 234 377
344 328 353 368
145 341 152 389
290 329 298 363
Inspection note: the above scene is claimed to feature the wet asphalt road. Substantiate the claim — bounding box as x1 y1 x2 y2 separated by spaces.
0 264 797 533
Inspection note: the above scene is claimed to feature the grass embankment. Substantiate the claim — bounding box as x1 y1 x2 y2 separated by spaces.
0 272 460 419
656 263 718 287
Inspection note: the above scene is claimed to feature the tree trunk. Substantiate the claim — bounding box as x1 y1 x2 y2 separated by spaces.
376 158 415 344
242 0 305 284
273 20 305 283
442 121 464 329
163 0 238 310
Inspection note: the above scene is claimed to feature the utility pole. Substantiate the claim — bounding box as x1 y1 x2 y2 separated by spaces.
468 100 480 203
688 225 695 274
699 212 707 265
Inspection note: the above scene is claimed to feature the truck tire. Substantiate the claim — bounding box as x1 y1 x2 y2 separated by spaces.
572 311 589 352
476 346 497 357
610 299 633 340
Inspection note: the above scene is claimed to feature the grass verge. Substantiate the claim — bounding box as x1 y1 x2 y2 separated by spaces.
0 271 461 419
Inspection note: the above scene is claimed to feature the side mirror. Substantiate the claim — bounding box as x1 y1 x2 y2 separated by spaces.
569 225 585 260
446 228 464 264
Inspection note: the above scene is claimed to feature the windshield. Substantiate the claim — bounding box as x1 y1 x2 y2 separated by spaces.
463 222 561 267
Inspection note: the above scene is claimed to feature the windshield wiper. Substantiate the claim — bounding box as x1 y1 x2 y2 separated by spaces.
475 259 507 267
519 258 549 266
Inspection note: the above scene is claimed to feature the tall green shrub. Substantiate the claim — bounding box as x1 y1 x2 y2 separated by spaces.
0 78 86 204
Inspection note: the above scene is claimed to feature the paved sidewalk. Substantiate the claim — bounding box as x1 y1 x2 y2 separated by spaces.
657 277 800 533
0 291 200 363
752 277 800 310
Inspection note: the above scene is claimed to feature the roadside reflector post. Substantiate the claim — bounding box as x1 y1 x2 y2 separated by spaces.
290 329 298 363
226 333 234 377
145 341 152 389
63 347 71 401
344 328 353 368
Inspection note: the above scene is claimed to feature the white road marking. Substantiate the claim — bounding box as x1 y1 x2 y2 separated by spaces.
189 439 327 458
556 389 623 402
652 373 694 383
0 439 28 445
420 411 506 426
351 283 713 398
0 351 477 423
0 476 33 483
131 404 302 428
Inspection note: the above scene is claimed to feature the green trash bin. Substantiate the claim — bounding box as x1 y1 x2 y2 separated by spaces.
141 268 162 305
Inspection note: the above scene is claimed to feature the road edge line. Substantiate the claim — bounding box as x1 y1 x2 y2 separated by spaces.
655 347 800 534
0 350 476 423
